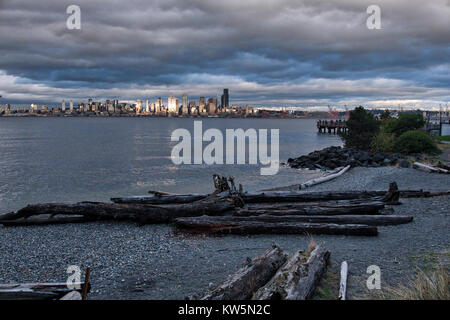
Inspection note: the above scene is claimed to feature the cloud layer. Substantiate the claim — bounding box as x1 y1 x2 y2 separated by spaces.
0 0 449 109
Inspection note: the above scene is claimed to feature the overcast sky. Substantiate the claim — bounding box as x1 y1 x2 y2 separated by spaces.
0 0 449 109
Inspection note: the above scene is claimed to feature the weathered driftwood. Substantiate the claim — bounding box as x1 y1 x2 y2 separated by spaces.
0 195 235 225
287 245 330 299
338 261 348 300
381 182 400 205
413 162 449 174
236 201 385 216
299 165 351 190
252 250 309 300
0 282 87 300
108 183 448 206
175 218 378 236
253 245 330 300
0 215 94 226
202 245 288 300
173 214 413 227
111 194 208 204
399 190 450 198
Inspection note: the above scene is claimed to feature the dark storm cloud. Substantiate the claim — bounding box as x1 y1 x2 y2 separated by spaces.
0 0 449 108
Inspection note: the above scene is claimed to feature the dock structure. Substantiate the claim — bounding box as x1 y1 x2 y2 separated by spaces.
317 120 347 134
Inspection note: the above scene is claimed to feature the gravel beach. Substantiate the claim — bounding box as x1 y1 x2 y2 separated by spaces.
0 167 448 299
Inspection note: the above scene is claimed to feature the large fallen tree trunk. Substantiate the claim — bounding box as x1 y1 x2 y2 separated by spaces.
240 201 385 215
111 194 208 204
399 190 450 198
173 214 413 227
109 183 448 206
240 191 384 203
202 245 288 300
0 215 94 226
236 201 385 216
299 165 351 190
253 245 330 300
0 194 235 225
175 218 378 236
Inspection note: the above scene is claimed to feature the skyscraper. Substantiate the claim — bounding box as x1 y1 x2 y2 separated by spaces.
168 95 178 113
136 100 143 113
182 93 188 115
61 100 65 111
221 88 229 109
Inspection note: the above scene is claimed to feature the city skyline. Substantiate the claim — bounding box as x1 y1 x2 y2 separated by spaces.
0 1 449 110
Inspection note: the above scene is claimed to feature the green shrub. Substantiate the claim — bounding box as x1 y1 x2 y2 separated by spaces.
383 113 425 137
394 130 440 155
380 109 392 121
340 106 379 150
371 131 396 153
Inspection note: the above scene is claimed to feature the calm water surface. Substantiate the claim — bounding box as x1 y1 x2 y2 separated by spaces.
0 117 341 213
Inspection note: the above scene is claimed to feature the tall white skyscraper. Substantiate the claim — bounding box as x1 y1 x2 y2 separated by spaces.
136 99 143 113
69 100 73 112
168 95 178 113
182 93 188 115
61 100 65 111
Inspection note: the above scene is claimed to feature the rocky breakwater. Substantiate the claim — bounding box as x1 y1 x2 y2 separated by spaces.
288 146 399 170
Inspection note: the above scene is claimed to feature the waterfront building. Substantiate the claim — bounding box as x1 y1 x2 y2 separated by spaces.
168 95 178 114
145 100 150 113
61 100 65 111
207 98 217 115
155 97 163 114
182 93 188 115
189 101 197 115
69 100 73 112
221 88 229 109
136 100 143 113
29 103 38 113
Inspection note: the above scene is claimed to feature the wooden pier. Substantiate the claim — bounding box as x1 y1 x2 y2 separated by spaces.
317 120 347 134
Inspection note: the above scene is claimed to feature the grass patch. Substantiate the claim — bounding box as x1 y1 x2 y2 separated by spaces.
379 267 449 300
312 260 340 300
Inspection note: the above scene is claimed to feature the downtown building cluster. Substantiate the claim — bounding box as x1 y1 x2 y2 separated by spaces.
0 89 265 118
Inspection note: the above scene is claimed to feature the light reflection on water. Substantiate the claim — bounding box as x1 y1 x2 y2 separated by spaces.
0 117 341 212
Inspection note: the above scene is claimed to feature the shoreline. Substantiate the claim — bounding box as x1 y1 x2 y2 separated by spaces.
0 166 448 299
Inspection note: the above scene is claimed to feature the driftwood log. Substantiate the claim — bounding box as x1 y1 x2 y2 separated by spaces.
0 194 235 225
110 189 449 205
236 201 385 216
175 217 378 236
253 245 330 300
299 165 351 190
111 194 208 204
413 162 449 174
174 214 413 227
0 215 94 226
338 261 348 300
202 245 288 300
0 282 88 300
